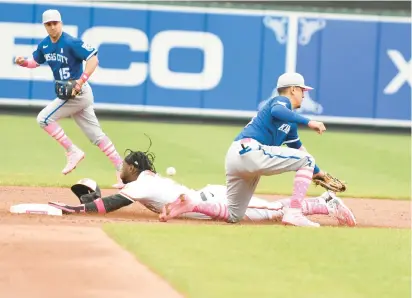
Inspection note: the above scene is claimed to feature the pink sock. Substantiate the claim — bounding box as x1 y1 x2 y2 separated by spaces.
43 122 73 151
302 198 329 215
290 166 314 209
97 136 123 170
193 202 229 221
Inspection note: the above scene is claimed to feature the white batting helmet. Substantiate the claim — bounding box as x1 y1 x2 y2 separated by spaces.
71 178 102 200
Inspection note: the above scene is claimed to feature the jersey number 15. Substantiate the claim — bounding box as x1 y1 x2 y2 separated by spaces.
59 67 71 80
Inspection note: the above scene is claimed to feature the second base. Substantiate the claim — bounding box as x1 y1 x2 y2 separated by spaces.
10 203 63 216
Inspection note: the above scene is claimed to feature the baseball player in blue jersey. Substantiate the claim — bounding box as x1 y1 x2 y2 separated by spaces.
14 9 124 188
161 72 333 227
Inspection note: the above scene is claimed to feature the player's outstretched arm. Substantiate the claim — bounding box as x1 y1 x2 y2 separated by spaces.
48 194 133 215
271 104 326 134
14 56 39 69
271 104 311 125
308 120 326 134
16 43 45 68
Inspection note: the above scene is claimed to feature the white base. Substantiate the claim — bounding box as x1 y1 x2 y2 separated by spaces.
10 203 63 216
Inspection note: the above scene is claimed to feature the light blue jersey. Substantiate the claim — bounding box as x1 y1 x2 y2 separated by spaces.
235 96 310 148
32 32 97 81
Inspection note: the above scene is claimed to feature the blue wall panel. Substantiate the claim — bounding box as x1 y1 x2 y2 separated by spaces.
0 1 410 123
375 22 411 120
202 14 262 110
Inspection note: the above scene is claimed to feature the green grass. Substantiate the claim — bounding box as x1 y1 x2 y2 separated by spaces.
104 223 411 298
0 114 410 199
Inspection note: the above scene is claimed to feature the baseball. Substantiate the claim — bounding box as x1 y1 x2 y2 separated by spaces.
166 167 176 176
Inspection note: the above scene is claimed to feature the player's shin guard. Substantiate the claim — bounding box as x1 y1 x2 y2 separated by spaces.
96 136 123 171
193 202 229 221
43 122 74 151
290 166 314 209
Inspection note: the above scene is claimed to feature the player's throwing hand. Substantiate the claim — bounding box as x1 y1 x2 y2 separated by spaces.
15 56 26 66
308 120 326 134
72 79 84 97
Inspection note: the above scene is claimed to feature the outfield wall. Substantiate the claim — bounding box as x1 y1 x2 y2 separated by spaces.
0 0 410 127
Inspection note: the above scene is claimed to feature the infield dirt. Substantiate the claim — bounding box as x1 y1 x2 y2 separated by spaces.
0 186 410 297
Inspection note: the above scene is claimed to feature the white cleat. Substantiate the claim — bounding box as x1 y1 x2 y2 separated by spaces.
62 148 85 175
282 207 320 227
326 191 357 227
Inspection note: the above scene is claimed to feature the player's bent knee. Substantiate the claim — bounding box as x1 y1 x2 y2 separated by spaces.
227 217 242 224
36 111 48 128
305 155 315 168
92 134 106 145
227 212 243 224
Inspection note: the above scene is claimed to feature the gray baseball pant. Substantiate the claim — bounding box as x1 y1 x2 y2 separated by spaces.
36 83 105 144
224 138 315 223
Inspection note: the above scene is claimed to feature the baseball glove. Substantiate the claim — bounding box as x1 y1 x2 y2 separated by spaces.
55 79 81 100
312 172 347 193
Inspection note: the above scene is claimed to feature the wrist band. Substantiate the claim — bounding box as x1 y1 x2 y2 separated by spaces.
80 72 89 83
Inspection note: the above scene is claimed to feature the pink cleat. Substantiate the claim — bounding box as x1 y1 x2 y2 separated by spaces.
326 192 357 227
159 194 194 222
282 207 320 227
62 148 85 175
112 171 125 189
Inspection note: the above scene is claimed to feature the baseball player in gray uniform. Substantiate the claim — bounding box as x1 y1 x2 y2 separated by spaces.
160 73 336 227
15 9 124 188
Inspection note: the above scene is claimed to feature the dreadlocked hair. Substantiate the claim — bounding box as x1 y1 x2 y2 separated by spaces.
123 134 156 173
124 149 156 173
